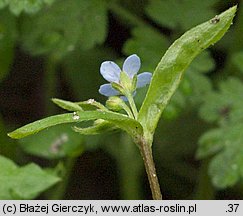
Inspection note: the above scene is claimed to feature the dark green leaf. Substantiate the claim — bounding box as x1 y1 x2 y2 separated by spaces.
20 0 108 57
146 0 219 30
123 26 169 72
232 51 243 73
0 9 16 81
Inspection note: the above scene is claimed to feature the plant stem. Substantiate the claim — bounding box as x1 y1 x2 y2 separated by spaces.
127 93 138 119
118 134 143 199
121 102 135 119
138 137 162 200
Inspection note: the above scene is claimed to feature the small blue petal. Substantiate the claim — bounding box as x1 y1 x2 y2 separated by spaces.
137 72 152 88
100 61 121 83
122 54 141 78
99 84 119 97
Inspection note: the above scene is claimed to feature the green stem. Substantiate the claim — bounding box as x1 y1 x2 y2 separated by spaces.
121 102 135 119
138 137 162 200
118 134 143 199
127 93 138 119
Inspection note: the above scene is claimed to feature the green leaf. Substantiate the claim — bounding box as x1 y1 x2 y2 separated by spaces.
232 51 243 73
19 125 84 159
138 6 236 143
0 9 16 81
205 124 243 188
146 0 219 30
199 77 243 124
123 26 169 72
0 0 55 16
196 128 223 159
0 156 60 199
123 26 214 119
198 77 243 188
73 119 117 135
20 0 108 57
52 98 83 112
8 111 143 142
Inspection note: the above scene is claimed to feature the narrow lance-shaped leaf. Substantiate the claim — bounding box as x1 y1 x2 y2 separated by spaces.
138 6 237 144
8 111 143 142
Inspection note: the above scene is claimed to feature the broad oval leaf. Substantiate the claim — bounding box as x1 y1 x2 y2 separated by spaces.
8 111 143 142
138 6 237 143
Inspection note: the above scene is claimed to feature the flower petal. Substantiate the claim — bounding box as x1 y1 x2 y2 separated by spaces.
99 84 119 97
100 61 121 82
122 54 141 78
137 72 152 88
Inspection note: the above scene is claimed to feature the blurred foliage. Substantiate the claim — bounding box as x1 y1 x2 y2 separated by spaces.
198 78 243 188
0 155 59 199
146 0 220 30
0 0 55 15
0 0 243 199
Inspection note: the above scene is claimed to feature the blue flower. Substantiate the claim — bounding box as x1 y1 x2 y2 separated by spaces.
99 54 152 97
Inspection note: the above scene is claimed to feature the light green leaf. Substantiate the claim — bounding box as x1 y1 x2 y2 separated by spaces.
0 0 55 15
8 111 143 142
19 125 84 159
138 6 236 144
0 156 60 199
52 98 83 112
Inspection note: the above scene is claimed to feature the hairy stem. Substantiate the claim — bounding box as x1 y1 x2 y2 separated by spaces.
138 137 162 200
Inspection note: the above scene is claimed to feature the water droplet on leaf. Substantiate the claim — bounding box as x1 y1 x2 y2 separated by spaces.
87 99 95 104
72 112 80 120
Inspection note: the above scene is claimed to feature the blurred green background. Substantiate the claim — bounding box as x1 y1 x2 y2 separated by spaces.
1 0 243 199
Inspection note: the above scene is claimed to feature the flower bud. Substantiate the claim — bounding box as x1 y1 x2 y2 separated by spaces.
106 96 124 111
